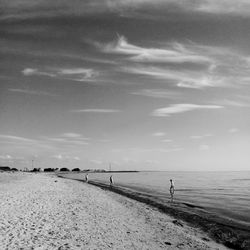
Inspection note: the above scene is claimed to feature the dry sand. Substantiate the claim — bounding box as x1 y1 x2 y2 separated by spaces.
0 172 229 250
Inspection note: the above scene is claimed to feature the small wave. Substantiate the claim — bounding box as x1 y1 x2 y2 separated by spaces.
182 202 204 209
176 188 227 191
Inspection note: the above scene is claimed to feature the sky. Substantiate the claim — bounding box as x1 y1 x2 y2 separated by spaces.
0 0 250 171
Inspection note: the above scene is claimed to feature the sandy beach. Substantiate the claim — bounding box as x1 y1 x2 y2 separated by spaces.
0 172 229 250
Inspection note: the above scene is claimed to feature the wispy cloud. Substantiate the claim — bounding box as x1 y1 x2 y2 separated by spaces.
89 159 103 165
22 68 55 77
0 155 26 162
112 147 183 153
0 134 56 151
214 99 250 107
0 134 90 154
45 138 68 143
2 0 250 22
132 89 180 99
99 36 250 89
8 88 57 97
123 66 223 88
58 68 97 80
71 109 121 113
67 141 89 145
152 132 166 137
152 104 223 117
228 128 239 133
196 0 250 16
0 154 13 160
199 144 210 151
0 134 34 142
22 67 98 82
61 133 82 138
112 0 250 17
0 45 116 65
52 154 80 161
190 134 213 140
161 139 173 143
99 35 211 65
40 134 89 146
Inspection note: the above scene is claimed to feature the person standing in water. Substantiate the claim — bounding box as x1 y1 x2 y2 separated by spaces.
85 173 88 183
169 179 174 202
110 175 113 187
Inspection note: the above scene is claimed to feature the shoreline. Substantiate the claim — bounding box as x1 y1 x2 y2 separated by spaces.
59 174 250 250
0 172 229 249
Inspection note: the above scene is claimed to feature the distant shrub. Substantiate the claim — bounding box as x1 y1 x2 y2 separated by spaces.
11 168 18 171
94 169 106 172
31 168 40 172
72 168 80 172
44 168 55 172
60 167 70 172
0 166 11 171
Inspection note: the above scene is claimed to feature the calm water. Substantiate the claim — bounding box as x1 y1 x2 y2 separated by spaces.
64 171 250 227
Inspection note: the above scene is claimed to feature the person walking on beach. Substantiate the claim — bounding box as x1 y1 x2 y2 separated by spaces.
110 175 113 187
170 179 174 203
85 173 88 183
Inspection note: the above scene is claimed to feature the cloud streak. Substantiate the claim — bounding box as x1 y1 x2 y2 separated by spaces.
2 0 250 22
112 147 183 153
22 68 98 82
52 154 80 161
152 104 223 117
132 89 180 99
110 0 250 17
98 36 250 89
0 135 57 151
152 132 166 137
228 128 239 133
0 134 35 143
196 0 250 16
8 88 57 97
123 65 223 89
0 154 13 160
199 144 210 151
40 134 90 146
162 139 173 143
214 99 250 107
71 109 121 113
100 36 212 65
190 134 213 140
61 133 83 138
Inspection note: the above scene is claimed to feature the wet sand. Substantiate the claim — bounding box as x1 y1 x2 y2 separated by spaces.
60 173 250 250
0 172 229 249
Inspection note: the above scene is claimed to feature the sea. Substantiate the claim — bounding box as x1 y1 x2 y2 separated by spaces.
62 171 250 229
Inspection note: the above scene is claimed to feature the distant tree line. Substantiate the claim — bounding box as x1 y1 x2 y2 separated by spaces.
31 167 81 172
44 168 59 172
31 168 41 172
60 168 80 172
0 166 108 173
59 168 106 172
0 166 18 172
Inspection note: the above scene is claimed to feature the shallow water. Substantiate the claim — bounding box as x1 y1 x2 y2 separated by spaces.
64 171 250 228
